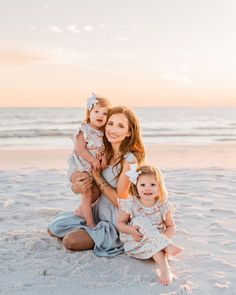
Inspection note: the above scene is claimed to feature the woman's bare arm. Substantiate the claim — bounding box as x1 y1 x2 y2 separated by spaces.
92 157 136 206
116 159 137 199
92 169 119 207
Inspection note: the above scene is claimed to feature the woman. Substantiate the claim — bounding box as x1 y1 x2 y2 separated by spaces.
48 106 146 256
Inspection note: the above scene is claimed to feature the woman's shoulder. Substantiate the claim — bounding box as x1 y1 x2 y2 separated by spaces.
123 152 137 163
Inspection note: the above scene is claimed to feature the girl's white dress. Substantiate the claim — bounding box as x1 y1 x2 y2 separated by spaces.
119 196 173 259
67 122 104 179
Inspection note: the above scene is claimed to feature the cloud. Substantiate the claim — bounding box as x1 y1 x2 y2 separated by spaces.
66 25 81 34
47 25 63 34
83 26 94 32
99 23 106 29
0 48 50 64
115 35 129 42
29 25 37 30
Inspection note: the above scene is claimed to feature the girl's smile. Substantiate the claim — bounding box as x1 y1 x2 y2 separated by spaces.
136 174 159 206
89 104 108 130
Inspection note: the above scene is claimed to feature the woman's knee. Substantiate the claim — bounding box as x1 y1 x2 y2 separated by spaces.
63 229 94 251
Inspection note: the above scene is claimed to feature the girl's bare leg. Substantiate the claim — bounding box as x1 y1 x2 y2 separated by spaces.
74 180 100 227
78 191 96 227
153 251 173 286
71 172 98 227
63 229 95 251
164 244 184 257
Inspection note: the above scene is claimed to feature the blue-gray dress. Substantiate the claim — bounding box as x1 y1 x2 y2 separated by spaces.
48 152 136 257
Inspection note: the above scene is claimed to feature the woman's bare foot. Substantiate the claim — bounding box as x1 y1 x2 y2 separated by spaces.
164 244 184 257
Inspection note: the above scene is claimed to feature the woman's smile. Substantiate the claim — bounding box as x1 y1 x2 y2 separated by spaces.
105 113 130 144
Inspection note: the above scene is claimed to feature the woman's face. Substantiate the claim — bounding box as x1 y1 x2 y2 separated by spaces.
105 113 131 145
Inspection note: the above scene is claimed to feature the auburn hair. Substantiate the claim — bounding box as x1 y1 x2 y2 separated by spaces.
104 106 146 178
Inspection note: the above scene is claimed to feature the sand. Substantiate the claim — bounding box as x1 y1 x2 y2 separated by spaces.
0 144 235 294
1 143 236 170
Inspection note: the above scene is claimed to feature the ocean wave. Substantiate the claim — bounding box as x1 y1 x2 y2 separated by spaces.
0 129 236 139
0 129 73 138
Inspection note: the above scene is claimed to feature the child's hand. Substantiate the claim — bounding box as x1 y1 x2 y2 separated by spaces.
130 226 143 242
92 158 101 170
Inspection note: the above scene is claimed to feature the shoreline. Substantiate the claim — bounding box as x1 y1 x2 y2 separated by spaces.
1 143 235 170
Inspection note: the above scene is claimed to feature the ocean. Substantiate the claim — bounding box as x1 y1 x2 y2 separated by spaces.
0 107 235 150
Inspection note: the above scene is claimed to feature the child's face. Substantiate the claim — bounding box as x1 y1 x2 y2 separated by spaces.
136 174 159 201
89 104 109 130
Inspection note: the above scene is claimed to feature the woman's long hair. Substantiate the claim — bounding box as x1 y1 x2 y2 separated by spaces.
104 106 146 178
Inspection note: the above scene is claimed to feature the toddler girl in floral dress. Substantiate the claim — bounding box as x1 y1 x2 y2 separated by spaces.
117 165 183 286
68 93 112 227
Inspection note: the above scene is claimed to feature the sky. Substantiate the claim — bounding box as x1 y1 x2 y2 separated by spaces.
0 0 236 107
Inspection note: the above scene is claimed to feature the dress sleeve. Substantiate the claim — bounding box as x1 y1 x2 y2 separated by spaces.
118 197 133 215
72 122 86 143
160 201 175 221
123 152 137 163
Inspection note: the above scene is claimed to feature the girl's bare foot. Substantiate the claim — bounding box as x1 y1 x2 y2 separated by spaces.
74 207 83 217
153 251 173 286
159 266 173 286
165 244 184 257
86 222 97 228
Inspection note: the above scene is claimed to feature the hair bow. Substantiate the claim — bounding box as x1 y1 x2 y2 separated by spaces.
87 93 98 110
125 163 141 185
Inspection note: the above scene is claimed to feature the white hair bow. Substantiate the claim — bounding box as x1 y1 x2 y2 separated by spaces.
87 93 98 110
125 163 141 185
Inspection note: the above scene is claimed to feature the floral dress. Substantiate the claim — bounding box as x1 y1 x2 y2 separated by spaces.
67 122 104 179
119 196 173 259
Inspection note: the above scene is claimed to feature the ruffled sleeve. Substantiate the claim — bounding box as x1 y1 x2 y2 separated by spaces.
118 197 134 215
72 122 87 143
160 201 175 221
123 152 137 163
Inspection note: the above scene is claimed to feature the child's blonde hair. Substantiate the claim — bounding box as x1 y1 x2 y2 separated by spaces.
131 165 168 202
85 96 112 123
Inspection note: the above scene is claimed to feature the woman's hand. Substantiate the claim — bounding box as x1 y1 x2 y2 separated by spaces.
130 226 143 242
91 168 102 181
72 175 92 194
91 158 101 170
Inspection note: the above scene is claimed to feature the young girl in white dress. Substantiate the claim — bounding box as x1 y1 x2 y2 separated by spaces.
68 93 112 227
117 165 183 286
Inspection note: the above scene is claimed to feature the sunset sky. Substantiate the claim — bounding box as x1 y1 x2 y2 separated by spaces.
0 0 236 107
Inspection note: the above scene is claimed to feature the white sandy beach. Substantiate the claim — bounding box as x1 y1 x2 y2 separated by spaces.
0 144 236 295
